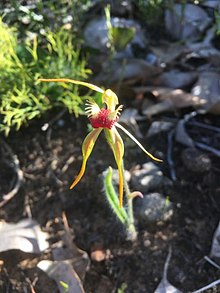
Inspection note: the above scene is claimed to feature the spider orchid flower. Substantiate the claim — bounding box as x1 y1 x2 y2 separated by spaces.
39 78 162 207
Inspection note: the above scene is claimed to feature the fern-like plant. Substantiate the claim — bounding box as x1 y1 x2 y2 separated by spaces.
0 18 92 135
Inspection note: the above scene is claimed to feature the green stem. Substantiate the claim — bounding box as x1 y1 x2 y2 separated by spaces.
104 167 128 224
104 164 137 241
122 161 137 241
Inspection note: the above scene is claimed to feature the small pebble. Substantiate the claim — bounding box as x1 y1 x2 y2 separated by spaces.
131 162 171 193
91 249 106 262
103 168 131 184
135 193 173 225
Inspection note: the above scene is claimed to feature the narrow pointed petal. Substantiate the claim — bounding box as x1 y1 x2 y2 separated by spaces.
118 162 124 207
69 160 86 189
104 127 125 207
38 78 104 93
115 122 162 162
70 128 102 189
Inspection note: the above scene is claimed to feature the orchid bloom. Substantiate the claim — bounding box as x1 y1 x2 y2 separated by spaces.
39 78 162 207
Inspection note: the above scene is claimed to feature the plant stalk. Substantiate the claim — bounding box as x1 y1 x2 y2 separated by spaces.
122 161 137 241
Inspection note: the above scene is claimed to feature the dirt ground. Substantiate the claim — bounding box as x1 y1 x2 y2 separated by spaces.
0 109 220 293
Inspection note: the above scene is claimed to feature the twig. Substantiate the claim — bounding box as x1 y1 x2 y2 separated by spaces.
23 194 32 218
167 129 177 181
188 121 220 133
192 279 220 293
182 112 220 158
204 256 220 270
163 246 172 280
0 139 23 208
62 211 74 249
195 142 220 158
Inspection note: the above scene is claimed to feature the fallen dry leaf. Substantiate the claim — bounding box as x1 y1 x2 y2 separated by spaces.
191 72 220 114
95 59 161 86
52 212 90 281
0 219 49 253
154 248 182 293
210 221 220 259
38 259 85 293
134 86 204 117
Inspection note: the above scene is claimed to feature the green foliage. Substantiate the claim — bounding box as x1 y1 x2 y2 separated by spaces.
104 166 138 240
215 9 220 35
60 280 69 293
105 5 135 53
111 27 135 52
0 18 92 135
0 0 93 38
137 0 164 26
117 283 127 293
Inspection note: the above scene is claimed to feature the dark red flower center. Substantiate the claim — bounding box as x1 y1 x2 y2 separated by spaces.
89 108 116 129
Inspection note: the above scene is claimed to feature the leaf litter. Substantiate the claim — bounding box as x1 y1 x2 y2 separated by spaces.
0 219 49 254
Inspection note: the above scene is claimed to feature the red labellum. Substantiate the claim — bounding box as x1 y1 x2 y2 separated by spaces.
89 108 117 129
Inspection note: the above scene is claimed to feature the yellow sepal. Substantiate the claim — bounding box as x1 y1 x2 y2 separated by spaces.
39 78 104 94
104 127 124 207
70 128 102 189
115 122 162 162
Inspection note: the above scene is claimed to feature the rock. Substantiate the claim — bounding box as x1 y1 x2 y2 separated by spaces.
159 70 198 89
151 42 185 65
187 42 220 65
139 87 204 117
185 26 220 67
191 72 220 114
106 0 132 16
102 168 131 187
165 4 211 41
147 121 174 137
135 193 173 225
202 0 220 9
83 16 147 54
112 167 131 182
94 58 161 85
181 147 211 173
131 162 172 193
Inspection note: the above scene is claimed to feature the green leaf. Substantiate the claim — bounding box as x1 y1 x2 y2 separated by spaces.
103 167 128 224
110 27 135 51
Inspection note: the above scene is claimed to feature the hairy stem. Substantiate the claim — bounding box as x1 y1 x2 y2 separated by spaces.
122 161 137 241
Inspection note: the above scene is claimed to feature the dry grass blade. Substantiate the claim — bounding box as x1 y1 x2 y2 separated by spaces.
0 139 23 208
52 212 90 281
155 247 181 293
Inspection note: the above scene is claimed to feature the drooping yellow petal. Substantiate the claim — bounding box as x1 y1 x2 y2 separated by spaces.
69 160 87 189
70 128 102 189
104 127 124 207
117 163 124 208
39 78 104 93
115 122 162 162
